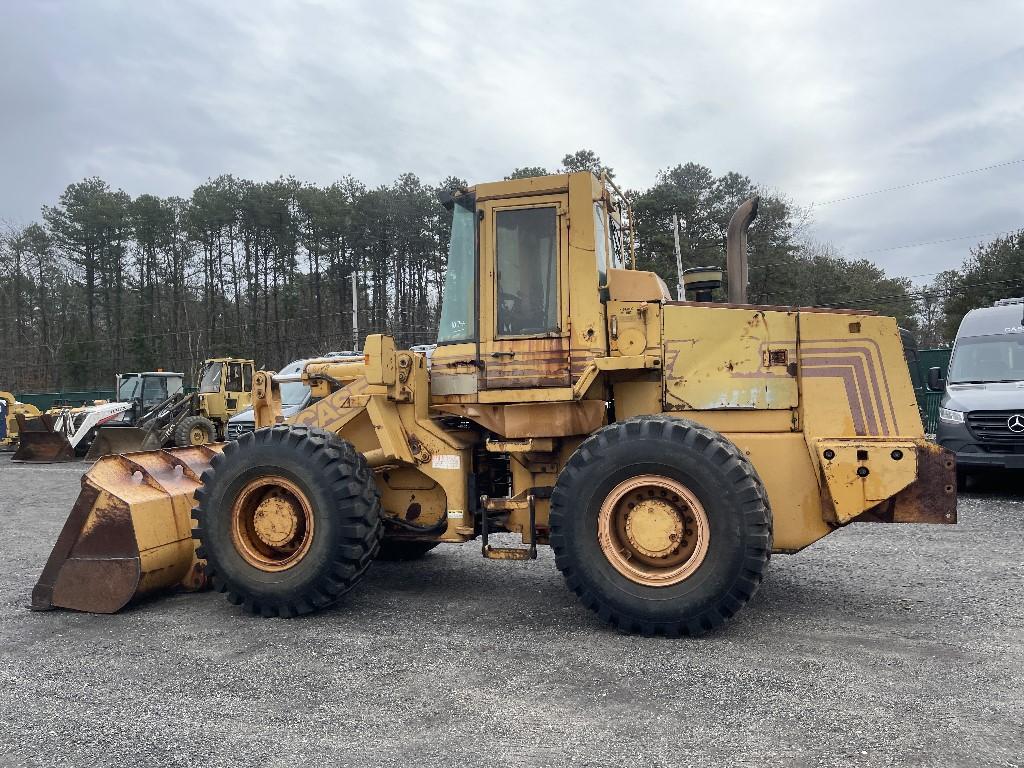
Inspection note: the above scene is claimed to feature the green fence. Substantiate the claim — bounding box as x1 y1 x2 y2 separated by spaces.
920 390 943 434
14 390 116 411
913 347 952 434
918 348 952 378
14 386 199 411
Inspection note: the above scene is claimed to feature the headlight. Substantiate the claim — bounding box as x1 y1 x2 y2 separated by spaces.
938 407 964 424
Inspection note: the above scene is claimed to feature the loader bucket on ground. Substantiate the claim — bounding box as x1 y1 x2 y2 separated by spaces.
84 426 162 462
13 414 75 463
32 444 222 613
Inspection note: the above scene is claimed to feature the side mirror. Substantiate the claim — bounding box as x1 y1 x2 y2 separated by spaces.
927 367 945 391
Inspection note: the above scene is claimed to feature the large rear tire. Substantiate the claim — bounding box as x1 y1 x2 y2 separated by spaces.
549 416 771 637
192 425 382 617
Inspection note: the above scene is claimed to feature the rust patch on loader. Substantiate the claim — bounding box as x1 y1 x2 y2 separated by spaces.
857 443 957 525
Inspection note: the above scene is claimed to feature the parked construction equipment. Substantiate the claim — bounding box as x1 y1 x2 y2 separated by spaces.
85 358 254 459
192 357 255 441
15 359 254 462
33 172 956 635
1 392 41 452
14 372 183 462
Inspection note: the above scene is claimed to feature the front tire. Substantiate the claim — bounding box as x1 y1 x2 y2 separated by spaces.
549 416 771 637
175 415 217 447
192 425 383 617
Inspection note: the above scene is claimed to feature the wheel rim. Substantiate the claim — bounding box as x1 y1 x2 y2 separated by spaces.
597 474 709 587
190 426 208 445
230 475 315 571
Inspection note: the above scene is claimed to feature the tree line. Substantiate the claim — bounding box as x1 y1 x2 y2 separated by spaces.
0 149 1005 392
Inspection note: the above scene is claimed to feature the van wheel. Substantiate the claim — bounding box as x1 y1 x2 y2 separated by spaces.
549 416 771 637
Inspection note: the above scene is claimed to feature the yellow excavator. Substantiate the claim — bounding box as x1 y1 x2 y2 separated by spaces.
32 172 955 635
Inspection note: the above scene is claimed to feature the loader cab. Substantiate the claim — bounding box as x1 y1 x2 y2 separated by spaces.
116 372 184 413
431 172 611 399
197 357 255 421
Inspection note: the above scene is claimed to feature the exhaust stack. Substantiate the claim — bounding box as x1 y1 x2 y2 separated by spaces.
726 196 759 304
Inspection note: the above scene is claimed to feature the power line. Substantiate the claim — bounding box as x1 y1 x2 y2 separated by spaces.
846 229 1023 257
814 158 1024 206
761 276 1024 307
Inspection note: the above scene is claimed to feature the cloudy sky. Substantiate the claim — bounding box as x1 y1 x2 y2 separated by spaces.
2 0 1023 283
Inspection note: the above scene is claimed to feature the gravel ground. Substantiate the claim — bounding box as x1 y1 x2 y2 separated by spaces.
0 452 1021 768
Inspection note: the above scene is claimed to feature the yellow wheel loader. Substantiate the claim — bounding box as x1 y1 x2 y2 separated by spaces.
0 391 41 452
33 172 956 636
188 357 255 443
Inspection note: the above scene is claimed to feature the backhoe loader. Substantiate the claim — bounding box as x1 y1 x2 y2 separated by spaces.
83 358 254 459
33 172 956 636
15 372 183 462
18 360 253 462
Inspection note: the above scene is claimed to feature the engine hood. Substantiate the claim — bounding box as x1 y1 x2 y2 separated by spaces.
943 381 1024 412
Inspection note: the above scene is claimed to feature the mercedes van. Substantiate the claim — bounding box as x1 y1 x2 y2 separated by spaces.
931 297 1024 480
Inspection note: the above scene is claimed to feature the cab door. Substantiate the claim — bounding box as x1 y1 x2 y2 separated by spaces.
480 195 571 390
223 361 245 413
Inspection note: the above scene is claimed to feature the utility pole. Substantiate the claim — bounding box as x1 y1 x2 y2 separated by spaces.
350 272 359 351
672 213 684 300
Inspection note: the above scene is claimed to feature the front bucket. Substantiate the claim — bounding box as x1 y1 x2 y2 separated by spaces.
32 444 223 613
84 426 160 462
12 414 75 463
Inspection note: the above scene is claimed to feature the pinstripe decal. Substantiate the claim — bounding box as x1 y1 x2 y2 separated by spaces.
800 342 899 436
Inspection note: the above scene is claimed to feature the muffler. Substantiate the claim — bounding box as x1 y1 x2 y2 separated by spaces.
726 196 759 304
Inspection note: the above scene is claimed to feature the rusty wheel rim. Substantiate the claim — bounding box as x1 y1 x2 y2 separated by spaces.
190 426 209 445
597 474 709 587
230 475 315 572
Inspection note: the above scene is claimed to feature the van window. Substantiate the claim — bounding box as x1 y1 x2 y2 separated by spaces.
948 334 1024 383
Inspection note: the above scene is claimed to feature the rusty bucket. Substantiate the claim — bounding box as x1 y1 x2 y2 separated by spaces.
32 444 222 613
12 414 76 463
83 426 161 462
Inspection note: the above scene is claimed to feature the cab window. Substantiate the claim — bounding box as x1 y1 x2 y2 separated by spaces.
225 363 243 392
594 203 609 285
242 364 253 393
496 207 559 336
199 363 222 393
142 377 168 409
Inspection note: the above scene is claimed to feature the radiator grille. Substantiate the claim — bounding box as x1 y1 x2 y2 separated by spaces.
966 411 1024 444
